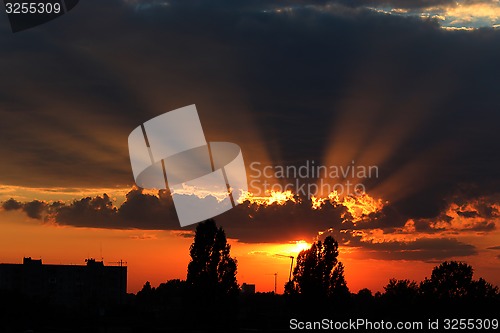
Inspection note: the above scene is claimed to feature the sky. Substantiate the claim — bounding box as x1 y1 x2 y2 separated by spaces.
0 0 499 294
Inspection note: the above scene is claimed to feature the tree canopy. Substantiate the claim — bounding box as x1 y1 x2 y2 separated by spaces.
285 236 349 300
420 261 499 300
186 219 239 301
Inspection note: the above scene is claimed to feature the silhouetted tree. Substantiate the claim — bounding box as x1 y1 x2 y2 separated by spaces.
419 261 499 304
381 278 419 315
420 261 473 299
186 219 239 316
357 288 373 299
286 236 348 300
414 261 500 316
284 280 297 295
135 280 157 319
469 278 499 300
136 281 154 303
384 279 419 300
156 279 186 298
353 288 374 315
330 262 350 299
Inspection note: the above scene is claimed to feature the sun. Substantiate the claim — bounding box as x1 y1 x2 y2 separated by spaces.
293 240 310 254
271 240 311 257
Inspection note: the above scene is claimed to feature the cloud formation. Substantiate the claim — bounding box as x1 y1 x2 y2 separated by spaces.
2 186 497 262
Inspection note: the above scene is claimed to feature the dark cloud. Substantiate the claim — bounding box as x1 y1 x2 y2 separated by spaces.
23 200 48 219
2 198 22 211
0 0 498 194
326 0 457 9
457 210 480 218
3 186 493 263
467 221 496 232
129 234 157 240
175 231 196 238
127 0 483 11
2 189 347 238
2 198 51 219
356 237 478 261
54 189 180 230
216 200 346 243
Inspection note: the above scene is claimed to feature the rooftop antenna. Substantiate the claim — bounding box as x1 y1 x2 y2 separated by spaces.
109 260 127 267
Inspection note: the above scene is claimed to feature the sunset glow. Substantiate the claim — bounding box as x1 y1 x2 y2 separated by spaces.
288 240 310 254
238 189 298 206
240 189 385 222
1 1 499 320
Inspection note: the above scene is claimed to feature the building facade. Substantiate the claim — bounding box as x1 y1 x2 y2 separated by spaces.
0 257 127 307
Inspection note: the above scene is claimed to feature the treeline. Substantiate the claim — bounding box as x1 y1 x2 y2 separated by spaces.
130 220 499 331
